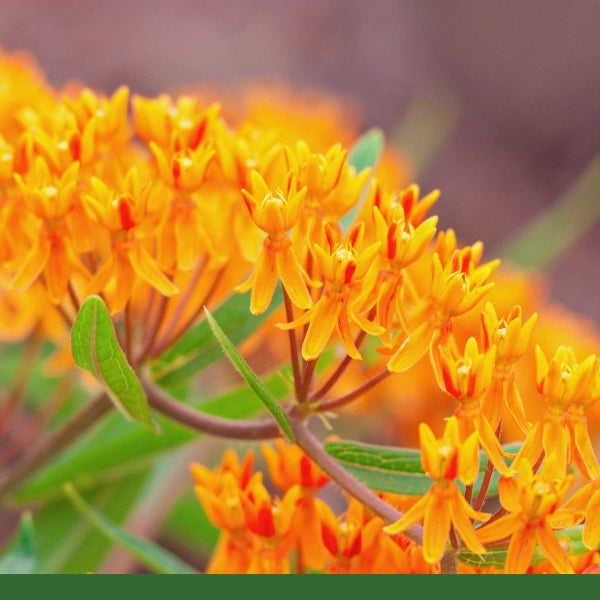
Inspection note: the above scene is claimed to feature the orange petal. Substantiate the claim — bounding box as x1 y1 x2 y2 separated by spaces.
128 244 179 297
45 237 70 304
336 304 362 360
422 488 451 564
11 236 50 291
249 246 278 315
449 491 488 555
571 417 600 479
387 321 435 373
384 493 428 535
536 521 574 574
542 417 569 477
276 244 312 310
476 512 520 545
504 523 536 574
475 414 509 475
582 489 600 550
301 295 339 361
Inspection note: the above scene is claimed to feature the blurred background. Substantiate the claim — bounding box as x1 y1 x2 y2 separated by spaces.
2 0 600 323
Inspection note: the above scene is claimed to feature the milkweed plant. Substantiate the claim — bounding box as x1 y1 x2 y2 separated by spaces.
1 48 600 575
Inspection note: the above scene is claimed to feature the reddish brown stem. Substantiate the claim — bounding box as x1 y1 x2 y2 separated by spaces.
315 368 391 412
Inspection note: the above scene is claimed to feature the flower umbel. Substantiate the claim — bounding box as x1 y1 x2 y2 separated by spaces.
384 416 490 564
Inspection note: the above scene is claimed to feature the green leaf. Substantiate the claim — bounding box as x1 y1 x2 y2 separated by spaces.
204 307 294 442
457 525 592 569
163 490 220 556
63 483 198 574
347 127 385 174
324 440 521 496
340 128 385 233
151 288 282 389
71 295 155 430
496 155 600 268
33 468 149 573
0 512 38 574
12 370 287 504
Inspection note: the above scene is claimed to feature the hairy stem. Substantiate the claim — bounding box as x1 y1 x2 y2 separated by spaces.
143 379 283 440
282 288 302 399
315 368 391 412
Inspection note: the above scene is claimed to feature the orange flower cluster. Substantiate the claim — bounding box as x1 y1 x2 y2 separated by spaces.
2 48 600 575
192 443 435 574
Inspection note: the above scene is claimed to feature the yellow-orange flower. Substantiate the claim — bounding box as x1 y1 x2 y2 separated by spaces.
279 221 383 360
84 168 178 313
384 416 490 564
361 193 438 345
476 457 584 574
10 157 89 303
262 440 330 570
480 302 537 433
286 141 371 244
235 169 313 314
516 345 600 479
439 337 509 475
387 246 497 373
563 477 600 551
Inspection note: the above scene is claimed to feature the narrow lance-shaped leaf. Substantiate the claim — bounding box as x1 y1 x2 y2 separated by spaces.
457 525 591 569
340 128 385 233
325 440 521 496
204 307 295 442
71 295 155 430
0 512 38 574
63 483 199 574
151 288 283 389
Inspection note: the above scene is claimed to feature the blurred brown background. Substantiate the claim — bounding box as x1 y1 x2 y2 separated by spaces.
2 0 600 323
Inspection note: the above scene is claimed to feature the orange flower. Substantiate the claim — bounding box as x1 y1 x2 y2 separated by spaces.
279 221 383 360
10 157 89 303
387 245 497 373
516 345 600 479
318 499 389 573
384 417 490 564
262 440 330 570
362 193 438 345
84 167 178 313
563 477 600 551
480 302 537 433
476 457 584 574
235 169 313 314
439 337 509 475
286 141 371 244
